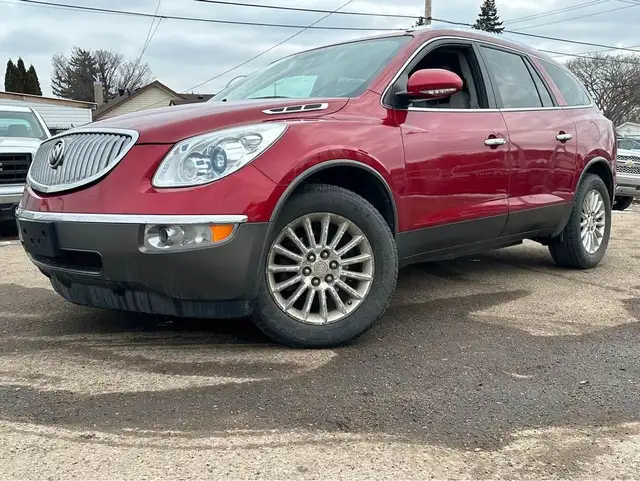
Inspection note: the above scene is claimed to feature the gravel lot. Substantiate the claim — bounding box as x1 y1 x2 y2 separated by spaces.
1 209 640 480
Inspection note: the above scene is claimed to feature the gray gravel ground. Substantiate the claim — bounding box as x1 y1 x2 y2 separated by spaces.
1 209 640 480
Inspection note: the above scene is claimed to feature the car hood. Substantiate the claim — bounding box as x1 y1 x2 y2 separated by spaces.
89 98 350 144
0 137 42 152
617 147 640 158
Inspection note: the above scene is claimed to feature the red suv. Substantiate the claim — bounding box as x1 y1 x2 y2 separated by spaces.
16 28 616 348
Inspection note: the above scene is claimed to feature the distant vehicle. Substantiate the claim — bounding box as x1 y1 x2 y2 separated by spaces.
613 138 640 211
0 105 50 221
16 27 616 348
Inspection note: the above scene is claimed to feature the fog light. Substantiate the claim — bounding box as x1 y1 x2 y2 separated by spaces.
143 223 237 251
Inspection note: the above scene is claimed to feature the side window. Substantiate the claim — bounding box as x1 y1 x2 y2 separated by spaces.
525 59 555 107
538 59 591 106
406 44 488 109
480 46 543 109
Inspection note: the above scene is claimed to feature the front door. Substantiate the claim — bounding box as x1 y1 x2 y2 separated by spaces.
392 40 511 261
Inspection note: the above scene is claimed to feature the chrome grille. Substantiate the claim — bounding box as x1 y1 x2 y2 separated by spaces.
27 128 138 194
616 154 640 176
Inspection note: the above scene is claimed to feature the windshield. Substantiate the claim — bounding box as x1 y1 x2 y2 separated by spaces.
617 138 640 150
211 35 411 102
0 110 48 140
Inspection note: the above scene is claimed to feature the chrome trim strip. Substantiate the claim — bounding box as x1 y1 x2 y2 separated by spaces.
26 128 140 194
15 207 248 225
262 103 329 115
380 34 595 112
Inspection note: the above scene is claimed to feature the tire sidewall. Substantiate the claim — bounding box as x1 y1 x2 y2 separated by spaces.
253 185 398 347
571 175 611 266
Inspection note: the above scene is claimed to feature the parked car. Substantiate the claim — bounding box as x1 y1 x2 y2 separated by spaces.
15 27 616 348
612 137 640 211
0 105 50 222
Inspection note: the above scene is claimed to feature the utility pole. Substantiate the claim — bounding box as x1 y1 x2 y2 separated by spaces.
424 0 431 25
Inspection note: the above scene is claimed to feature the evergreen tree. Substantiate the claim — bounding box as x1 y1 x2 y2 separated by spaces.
473 0 504 34
4 59 17 92
15 57 28 91
25 65 42 95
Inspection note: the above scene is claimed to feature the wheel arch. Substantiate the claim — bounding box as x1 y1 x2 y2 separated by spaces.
548 156 614 239
268 159 399 235
578 157 615 203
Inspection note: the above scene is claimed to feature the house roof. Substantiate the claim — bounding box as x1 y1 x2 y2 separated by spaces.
93 80 183 119
0 91 96 109
618 122 640 130
93 80 216 119
169 93 215 105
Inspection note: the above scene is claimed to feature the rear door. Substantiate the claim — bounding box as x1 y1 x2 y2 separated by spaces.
477 45 578 237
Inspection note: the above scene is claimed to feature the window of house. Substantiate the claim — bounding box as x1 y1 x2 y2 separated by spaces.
480 46 544 109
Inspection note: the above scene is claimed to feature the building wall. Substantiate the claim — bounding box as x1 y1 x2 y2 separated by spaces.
0 98 93 131
617 123 640 138
100 88 177 119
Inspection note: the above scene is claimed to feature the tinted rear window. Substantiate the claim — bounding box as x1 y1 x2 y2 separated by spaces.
538 59 591 107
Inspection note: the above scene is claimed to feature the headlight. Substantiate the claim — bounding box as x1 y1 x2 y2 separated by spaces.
152 122 288 188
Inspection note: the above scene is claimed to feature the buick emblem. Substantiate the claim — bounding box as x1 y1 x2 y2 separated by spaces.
48 140 65 169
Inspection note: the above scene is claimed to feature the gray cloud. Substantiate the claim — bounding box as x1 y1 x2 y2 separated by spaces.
1 0 639 97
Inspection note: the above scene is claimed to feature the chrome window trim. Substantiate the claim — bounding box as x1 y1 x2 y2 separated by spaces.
262 103 329 115
380 34 595 113
15 207 248 225
26 127 140 194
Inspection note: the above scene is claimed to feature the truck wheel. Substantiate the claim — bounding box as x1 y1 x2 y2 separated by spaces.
613 196 633 211
549 173 611 269
252 183 398 348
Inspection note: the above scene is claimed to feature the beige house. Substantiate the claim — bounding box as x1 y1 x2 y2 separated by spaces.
93 81 214 121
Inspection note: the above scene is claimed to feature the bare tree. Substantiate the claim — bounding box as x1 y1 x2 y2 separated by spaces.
565 53 640 125
51 47 154 102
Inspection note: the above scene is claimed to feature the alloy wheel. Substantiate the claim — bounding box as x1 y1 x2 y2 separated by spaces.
581 189 606 254
266 212 375 325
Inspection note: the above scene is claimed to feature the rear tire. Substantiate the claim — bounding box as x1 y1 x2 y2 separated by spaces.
252 183 398 348
613 196 633 211
549 173 611 269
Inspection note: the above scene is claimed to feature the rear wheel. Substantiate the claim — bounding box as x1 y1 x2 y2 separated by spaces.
252 184 398 348
549 173 611 269
613 196 633 211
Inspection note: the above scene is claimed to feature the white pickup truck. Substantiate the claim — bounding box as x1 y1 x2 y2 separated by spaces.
0 105 50 221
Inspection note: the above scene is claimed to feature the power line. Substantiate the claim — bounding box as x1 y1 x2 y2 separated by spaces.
136 0 358 110
192 0 417 20
540 49 640 65
187 0 357 92
428 17 640 54
503 0 610 25
131 0 163 71
518 2 640 30
17 0 640 54
17 0 403 31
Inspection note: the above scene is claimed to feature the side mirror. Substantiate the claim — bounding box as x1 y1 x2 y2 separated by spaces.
400 68 463 101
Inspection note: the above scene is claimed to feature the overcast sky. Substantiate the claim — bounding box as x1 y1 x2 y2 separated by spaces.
1 0 639 98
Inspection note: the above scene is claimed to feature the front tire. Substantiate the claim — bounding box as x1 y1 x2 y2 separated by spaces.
252 184 398 348
549 173 611 269
613 196 633 211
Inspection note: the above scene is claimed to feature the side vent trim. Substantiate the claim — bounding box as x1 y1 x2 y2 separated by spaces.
262 103 329 115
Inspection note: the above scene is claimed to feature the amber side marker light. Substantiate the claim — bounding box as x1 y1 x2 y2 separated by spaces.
210 224 234 243
143 223 238 251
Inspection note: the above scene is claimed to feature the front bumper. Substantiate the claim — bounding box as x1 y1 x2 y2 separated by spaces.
615 172 640 198
15 208 269 318
0 185 24 220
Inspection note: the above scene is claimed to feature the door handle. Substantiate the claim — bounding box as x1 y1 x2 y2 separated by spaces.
484 137 506 147
556 132 573 142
